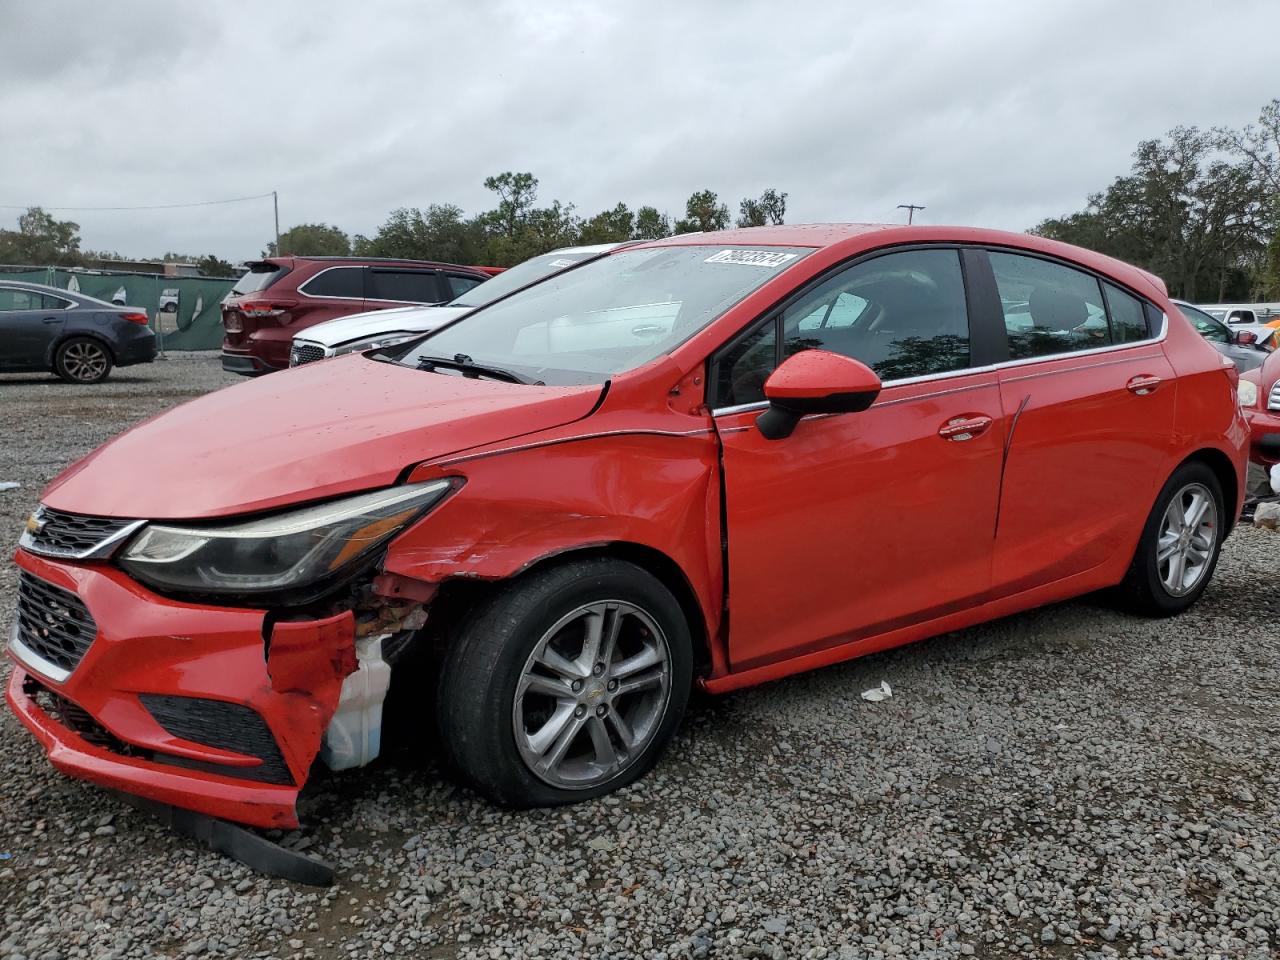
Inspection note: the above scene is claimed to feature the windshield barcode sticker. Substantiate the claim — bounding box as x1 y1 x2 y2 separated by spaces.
705 249 799 268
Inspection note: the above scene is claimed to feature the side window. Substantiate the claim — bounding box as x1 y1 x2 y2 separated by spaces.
989 252 1109 360
303 266 365 299
0 288 43 311
42 294 71 310
1102 282 1149 343
368 269 442 303
447 274 484 299
796 292 869 331
714 249 971 407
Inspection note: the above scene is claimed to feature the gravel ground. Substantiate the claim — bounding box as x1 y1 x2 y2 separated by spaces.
1 354 1278 960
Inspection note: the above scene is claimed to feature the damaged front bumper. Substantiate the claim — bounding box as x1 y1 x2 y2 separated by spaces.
6 549 362 830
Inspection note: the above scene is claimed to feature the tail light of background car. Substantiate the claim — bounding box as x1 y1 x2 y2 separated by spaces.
120 312 150 325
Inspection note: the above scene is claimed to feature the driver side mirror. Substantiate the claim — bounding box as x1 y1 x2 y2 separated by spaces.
756 350 882 440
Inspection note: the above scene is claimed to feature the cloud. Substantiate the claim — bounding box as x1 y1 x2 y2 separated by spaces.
1 0 1275 259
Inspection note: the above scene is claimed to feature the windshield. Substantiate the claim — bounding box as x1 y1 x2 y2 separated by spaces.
451 249 616 308
397 245 814 385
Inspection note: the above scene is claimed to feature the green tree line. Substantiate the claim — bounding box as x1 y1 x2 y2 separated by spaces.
1033 98 1280 302
265 178 789 266
0 207 238 276
0 181 787 275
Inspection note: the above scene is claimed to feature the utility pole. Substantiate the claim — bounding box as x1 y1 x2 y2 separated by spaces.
273 191 280 255
897 203 925 225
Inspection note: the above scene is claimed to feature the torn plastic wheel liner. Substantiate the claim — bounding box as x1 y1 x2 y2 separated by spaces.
113 791 335 886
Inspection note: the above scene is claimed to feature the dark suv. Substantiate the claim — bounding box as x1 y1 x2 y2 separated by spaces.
221 256 491 375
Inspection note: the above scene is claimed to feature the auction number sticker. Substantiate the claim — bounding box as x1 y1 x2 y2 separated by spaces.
705 249 799 268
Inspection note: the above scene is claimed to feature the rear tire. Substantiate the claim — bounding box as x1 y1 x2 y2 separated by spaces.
54 337 113 384
436 558 693 807
1117 462 1224 617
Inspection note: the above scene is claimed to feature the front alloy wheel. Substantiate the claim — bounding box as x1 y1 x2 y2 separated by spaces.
513 600 671 790
436 558 692 807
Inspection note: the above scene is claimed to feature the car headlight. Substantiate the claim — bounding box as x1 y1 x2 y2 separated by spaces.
334 332 421 358
119 480 454 598
1238 380 1259 407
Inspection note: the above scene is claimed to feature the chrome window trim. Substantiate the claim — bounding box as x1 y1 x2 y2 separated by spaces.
19 515 147 561
710 312 1170 416
8 620 72 684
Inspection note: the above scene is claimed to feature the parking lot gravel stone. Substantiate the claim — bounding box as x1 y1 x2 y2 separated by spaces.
0 355 1277 959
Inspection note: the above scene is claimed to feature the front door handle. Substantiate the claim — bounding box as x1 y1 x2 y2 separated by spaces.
41 316 60 323
938 414 993 441
1126 374 1162 396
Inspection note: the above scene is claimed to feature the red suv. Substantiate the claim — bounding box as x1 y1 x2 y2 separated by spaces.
221 256 492 375
10 225 1247 832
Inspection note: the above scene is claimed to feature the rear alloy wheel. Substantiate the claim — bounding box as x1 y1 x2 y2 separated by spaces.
54 337 113 384
436 558 692 807
1118 462 1225 616
1155 482 1218 597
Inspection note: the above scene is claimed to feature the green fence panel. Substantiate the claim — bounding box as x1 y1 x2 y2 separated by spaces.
1 267 235 350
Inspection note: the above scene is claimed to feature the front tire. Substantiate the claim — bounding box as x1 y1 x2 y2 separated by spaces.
54 337 113 384
436 558 693 807
1118 462 1225 616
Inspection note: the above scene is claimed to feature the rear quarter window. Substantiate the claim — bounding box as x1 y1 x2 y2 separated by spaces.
1102 283 1150 343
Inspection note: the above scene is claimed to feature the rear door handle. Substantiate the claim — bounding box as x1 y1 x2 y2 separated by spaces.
938 414 993 441
1126 374 1162 396
41 316 60 323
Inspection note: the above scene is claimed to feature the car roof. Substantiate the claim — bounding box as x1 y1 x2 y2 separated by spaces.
630 223 1170 300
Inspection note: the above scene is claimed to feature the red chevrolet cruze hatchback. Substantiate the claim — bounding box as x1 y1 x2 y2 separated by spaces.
9 225 1248 830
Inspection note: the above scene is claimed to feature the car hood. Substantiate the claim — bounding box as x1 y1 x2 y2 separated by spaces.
42 355 603 519
299 305 470 348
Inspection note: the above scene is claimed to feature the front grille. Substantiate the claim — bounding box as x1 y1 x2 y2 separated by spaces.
140 694 294 785
290 342 326 366
22 506 138 559
1267 381 1280 412
15 571 97 675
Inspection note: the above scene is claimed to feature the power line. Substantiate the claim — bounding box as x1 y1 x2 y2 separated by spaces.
0 192 277 212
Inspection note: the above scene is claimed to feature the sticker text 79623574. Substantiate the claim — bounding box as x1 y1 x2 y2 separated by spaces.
704 249 800 268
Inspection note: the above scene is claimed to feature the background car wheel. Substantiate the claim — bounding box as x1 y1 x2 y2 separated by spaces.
1117 461 1225 617
54 337 113 384
436 557 693 807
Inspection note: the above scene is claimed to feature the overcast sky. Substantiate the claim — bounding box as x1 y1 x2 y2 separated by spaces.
2 0 1277 261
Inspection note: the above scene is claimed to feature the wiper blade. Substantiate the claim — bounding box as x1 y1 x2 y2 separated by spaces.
414 355 541 385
